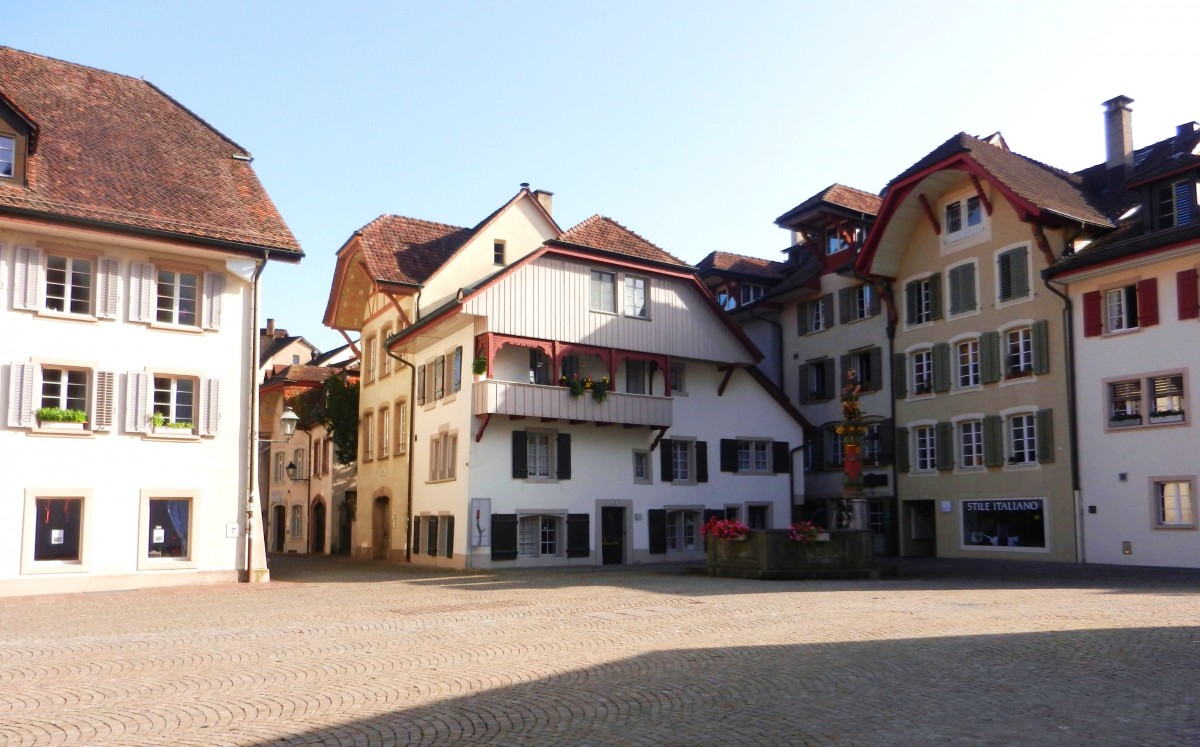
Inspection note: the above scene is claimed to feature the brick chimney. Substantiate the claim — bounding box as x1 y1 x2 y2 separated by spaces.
1104 95 1134 172
265 318 275 336
533 189 554 216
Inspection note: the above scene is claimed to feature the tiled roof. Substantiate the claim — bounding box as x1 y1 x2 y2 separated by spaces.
696 251 787 279
887 132 1113 227
265 365 339 385
558 215 690 267
775 184 881 226
355 214 475 286
0 47 299 253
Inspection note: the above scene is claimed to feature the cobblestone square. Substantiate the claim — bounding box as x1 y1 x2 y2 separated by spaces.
1 557 1198 746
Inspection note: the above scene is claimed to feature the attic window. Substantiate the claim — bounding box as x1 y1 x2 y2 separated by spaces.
1154 179 1194 230
0 134 14 178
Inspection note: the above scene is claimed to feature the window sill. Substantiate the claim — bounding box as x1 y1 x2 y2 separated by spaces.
21 559 88 575
148 321 204 335
909 470 938 477
1152 524 1197 532
1102 326 1141 337
30 425 96 438
145 429 200 441
1000 373 1036 388
138 557 199 571
1002 462 1040 472
907 392 935 402
34 308 101 324
590 309 619 317
426 477 457 484
995 295 1032 310
951 384 982 395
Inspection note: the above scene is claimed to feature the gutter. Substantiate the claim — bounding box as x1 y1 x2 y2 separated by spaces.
383 288 421 564
1041 269 1085 564
243 250 269 583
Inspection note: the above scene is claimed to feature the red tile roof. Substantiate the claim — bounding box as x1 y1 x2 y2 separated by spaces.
267 365 339 384
355 214 475 286
696 251 787 279
0 47 299 254
557 215 688 267
775 184 881 226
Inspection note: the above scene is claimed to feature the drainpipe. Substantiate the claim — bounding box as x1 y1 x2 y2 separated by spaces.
244 250 270 583
383 287 420 564
1042 270 1084 563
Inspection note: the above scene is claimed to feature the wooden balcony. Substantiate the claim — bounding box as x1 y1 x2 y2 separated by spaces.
473 379 672 428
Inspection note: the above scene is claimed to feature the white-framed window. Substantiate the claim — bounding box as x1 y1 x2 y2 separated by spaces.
666 510 700 551
947 260 977 316
429 430 457 481
906 276 935 326
1104 285 1139 333
625 359 648 394
378 406 390 459
826 428 844 468
810 295 828 332
737 439 771 473
911 348 933 396
959 420 983 469
1007 413 1037 466
1109 374 1188 427
956 338 980 389
1151 374 1185 417
1154 179 1194 230
0 133 14 178
624 275 649 318
45 254 94 315
527 432 552 478
1005 326 1033 379
362 411 374 461
493 240 506 266
290 447 305 479
633 450 652 485
801 358 833 403
394 400 408 455
590 270 616 313
518 514 562 557
672 439 693 482
847 347 880 392
13 247 122 320
156 269 199 326
996 245 1030 303
273 451 285 483
1154 480 1194 527
740 283 766 304
944 195 984 243
290 505 302 538
141 492 195 564
670 362 686 395
153 375 195 428
851 284 874 321
380 326 392 376
1109 379 1143 426
451 346 463 394
39 366 88 413
914 425 936 472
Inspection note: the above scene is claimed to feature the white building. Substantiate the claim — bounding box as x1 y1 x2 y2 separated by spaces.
324 187 808 567
0 48 300 595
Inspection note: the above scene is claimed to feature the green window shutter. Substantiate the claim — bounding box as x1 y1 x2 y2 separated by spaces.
983 415 1004 467
838 288 852 324
427 515 439 557
905 281 918 325
512 430 528 478
1011 246 1029 299
980 331 1001 384
1032 320 1050 375
556 433 572 480
892 353 908 399
878 418 895 464
647 509 667 554
798 363 810 403
660 439 674 482
932 343 951 392
566 514 590 558
796 302 809 335
895 427 910 473
720 439 738 472
868 285 882 317
936 422 955 471
822 295 835 328
772 441 791 474
1036 409 1055 463
696 441 709 483
948 265 963 314
820 358 835 400
929 272 943 320
412 517 421 555
866 348 883 391
444 515 455 558
490 514 518 561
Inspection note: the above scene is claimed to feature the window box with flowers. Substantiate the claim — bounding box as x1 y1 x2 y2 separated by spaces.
35 407 88 431
788 520 830 543
1149 409 1185 425
559 374 612 403
1108 412 1143 429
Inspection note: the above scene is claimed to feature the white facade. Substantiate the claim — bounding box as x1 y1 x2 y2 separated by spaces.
1 227 269 595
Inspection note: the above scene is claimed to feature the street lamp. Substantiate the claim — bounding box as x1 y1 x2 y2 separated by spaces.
285 460 309 482
279 407 300 439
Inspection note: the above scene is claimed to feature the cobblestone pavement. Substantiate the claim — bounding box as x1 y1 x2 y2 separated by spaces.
2 556 1198 746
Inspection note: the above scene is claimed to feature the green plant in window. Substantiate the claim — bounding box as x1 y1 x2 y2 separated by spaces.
150 411 192 429
36 407 87 423
472 355 488 376
591 376 611 403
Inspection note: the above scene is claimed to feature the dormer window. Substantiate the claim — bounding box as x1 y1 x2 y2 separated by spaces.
0 134 14 178
1154 179 1194 230
945 196 984 241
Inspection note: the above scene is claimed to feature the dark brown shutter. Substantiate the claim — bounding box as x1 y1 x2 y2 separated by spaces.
647 509 667 554
1137 278 1159 327
444 515 455 558
720 439 738 472
660 439 674 482
512 431 528 478
427 515 439 556
822 295 835 328
892 353 907 399
878 418 895 464
866 348 883 391
412 517 421 555
490 514 518 561
820 358 835 399
838 288 852 324
895 427 910 473
566 513 590 558
696 441 709 483
772 441 791 474
556 433 572 480
1082 291 1103 336
796 302 809 335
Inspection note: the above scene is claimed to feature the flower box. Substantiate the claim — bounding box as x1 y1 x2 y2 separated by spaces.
1108 415 1142 428
1149 412 1184 425
37 420 88 431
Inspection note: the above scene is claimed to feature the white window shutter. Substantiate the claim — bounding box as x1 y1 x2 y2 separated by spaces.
202 271 224 330
7 362 37 428
125 371 150 433
199 377 220 435
92 370 116 431
129 262 156 323
96 258 121 319
13 246 44 311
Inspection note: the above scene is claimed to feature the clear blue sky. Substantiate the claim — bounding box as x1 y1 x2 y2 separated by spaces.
10 1 1199 350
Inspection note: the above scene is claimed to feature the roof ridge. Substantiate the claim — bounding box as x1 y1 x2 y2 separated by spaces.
370 213 471 233
0 46 149 84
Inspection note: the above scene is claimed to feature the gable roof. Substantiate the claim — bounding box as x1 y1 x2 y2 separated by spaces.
555 215 690 267
355 214 475 287
775 183 882 227
0 47 299 255
696 251 787 280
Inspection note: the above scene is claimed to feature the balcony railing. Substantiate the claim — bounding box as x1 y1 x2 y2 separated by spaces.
473 379 672 428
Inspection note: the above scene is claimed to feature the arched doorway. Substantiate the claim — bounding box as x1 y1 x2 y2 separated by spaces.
310 500 327 554
372 496 390 560
272 505 285 552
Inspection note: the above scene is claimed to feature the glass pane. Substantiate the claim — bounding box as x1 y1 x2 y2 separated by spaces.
34 498 83 561
148 498 190 558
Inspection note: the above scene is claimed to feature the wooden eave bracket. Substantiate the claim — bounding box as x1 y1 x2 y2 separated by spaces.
969 174 994 216
717 365 738 396
385 292 413 328
1029 222 1057 267
337 328 361 360
918 194 941 235
475 413 491 443
649 426 669 452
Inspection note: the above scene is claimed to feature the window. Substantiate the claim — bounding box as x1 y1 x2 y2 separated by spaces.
143 495 193 562
904 276 938 326
625 359 647 394
40 366 88 413
959 420 983 469
273 451 285 483
1005 327 1033 378
394 401 408 455
529 349 551 385
947 262 977 315
1151 375 1185 417
740 283 766 304
956 339 980 389
962 498 1046 548
527 432 551 478
380 326 392 376
911 349 933 396
864 423 884 464
416 365 426 406
290 505 302 538
156 269 199 326
747 505 770 530
1109 379 1142 426
433 354 445 399
670 362 686 395
633 450 652 484
843 348 882 392
429 430 457 481
944 196 984 242
914 425 936 472
291 447 306 479
624 275 649 318
1155 180 1193 230
737 440 771 473
825 225 845 255
518 515 561 557
1105 285 1139 332
672 440 692 482
666 511 700 550
798 296 833 334
313 439 323 476
1007 413 1036 465
1155 481 1194 527
362 411 374 461
810 295 828 332
153 376 194 427
997 246 1030 303
494 240 506 265
45 255 93 315
590 270 616 313
840 283 877 323
378 407 390 458
33 497 83 561
452 346 463 394
826 428 844 468
0 134 14 178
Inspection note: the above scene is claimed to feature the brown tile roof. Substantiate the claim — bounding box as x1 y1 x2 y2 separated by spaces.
266 364 339 385
775 184 881 226
696 251 787 279
355 214 474 286
888 132 1113 227
0 47 299 253
557 215 689 267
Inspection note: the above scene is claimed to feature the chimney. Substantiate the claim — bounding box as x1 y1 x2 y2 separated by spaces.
1103 95 1134 172
265 318 275 337
533 189 554 216
1177 122 1199 138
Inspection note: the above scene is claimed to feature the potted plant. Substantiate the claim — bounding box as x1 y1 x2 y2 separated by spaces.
1149 408 1184 424
472 355 488 377
1108 411 1142 428
787 520 828 543
150 411 194 433
590 376 611 403
36 406 88 431
700 517 750 541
